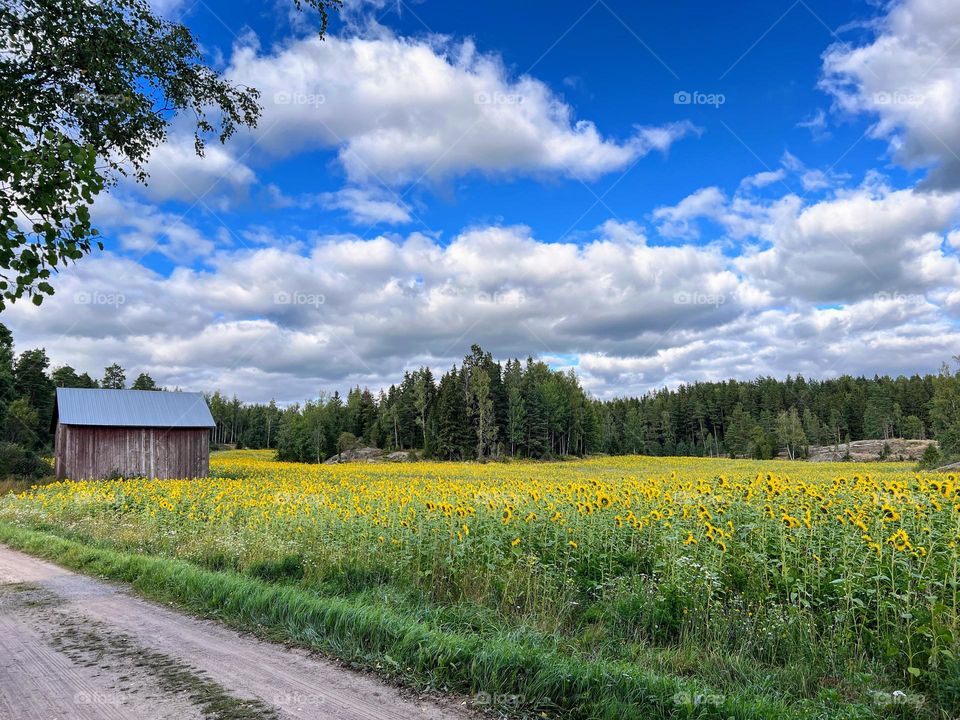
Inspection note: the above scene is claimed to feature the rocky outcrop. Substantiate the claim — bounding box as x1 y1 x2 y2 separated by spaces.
802 438 935 462
322 448 415 464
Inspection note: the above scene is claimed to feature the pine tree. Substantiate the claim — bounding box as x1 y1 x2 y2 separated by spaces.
725 404 756 457
131 372 158 390
101 363 126 389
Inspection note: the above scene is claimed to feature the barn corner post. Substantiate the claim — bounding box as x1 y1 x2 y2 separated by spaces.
52 388 216 481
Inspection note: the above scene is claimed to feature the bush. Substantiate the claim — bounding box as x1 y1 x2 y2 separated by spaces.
918 443 943 470
0 442 51 479
338 431 360 454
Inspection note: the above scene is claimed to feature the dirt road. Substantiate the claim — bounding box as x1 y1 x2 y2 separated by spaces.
0 545 470 720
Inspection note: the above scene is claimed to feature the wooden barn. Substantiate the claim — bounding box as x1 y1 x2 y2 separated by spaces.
52 388 216 481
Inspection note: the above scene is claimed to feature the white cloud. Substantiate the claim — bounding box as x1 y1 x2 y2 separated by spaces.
93 194 218 260
11 180 960 403
652 186 775 241
575 298 960 397
319 187 412 224
5 222 742 402
652 187 728 239
821 0 960 188
136 135 257 207
225 33 697 185
654 175 960 306
737 186 960 303
739 169 786 191
797 108 830 141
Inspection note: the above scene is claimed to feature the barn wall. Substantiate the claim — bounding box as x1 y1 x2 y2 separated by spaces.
56 426 210 481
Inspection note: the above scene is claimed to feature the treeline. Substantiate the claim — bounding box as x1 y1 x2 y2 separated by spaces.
2 319 959 470
207 345 960 465
271 346 593 462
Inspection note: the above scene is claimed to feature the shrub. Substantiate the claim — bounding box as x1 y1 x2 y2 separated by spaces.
918 443 943 470
0 442 51 479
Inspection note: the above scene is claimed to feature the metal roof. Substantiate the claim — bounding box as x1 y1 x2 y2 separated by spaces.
55 388 216 428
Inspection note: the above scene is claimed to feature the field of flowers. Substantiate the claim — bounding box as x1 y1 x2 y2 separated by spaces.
2 450 958 718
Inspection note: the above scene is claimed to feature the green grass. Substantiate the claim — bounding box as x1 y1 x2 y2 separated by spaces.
0 521 901 720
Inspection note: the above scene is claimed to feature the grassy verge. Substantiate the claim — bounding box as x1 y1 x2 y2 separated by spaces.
0 522 886 720
0 476 55 496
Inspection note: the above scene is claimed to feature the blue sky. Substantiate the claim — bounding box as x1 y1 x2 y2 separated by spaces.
158 0 892 247
6 0 960 402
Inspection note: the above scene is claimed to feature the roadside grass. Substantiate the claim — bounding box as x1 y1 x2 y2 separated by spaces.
0 476 55 496
0 521 899 720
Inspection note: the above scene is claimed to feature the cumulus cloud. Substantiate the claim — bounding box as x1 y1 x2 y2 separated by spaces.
656 174 960 304
652 187 728 239
12 4 960 404
10 183 960 402
93 194 219 260
225 33 697 185
120 21 698 217
136 135 257 207
4 222 741 401
319 187 413 224
739 169 786 191
821 0 960 188
575 297 960 397
737 186 960 304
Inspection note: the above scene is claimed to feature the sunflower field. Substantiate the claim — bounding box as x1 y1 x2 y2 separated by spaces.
2 450 959 718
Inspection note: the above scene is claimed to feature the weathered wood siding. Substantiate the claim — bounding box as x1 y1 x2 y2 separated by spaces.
55 425 210 481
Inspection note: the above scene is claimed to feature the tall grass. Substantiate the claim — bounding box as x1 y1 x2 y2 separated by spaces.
0 522 868 720
1 451 956 718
